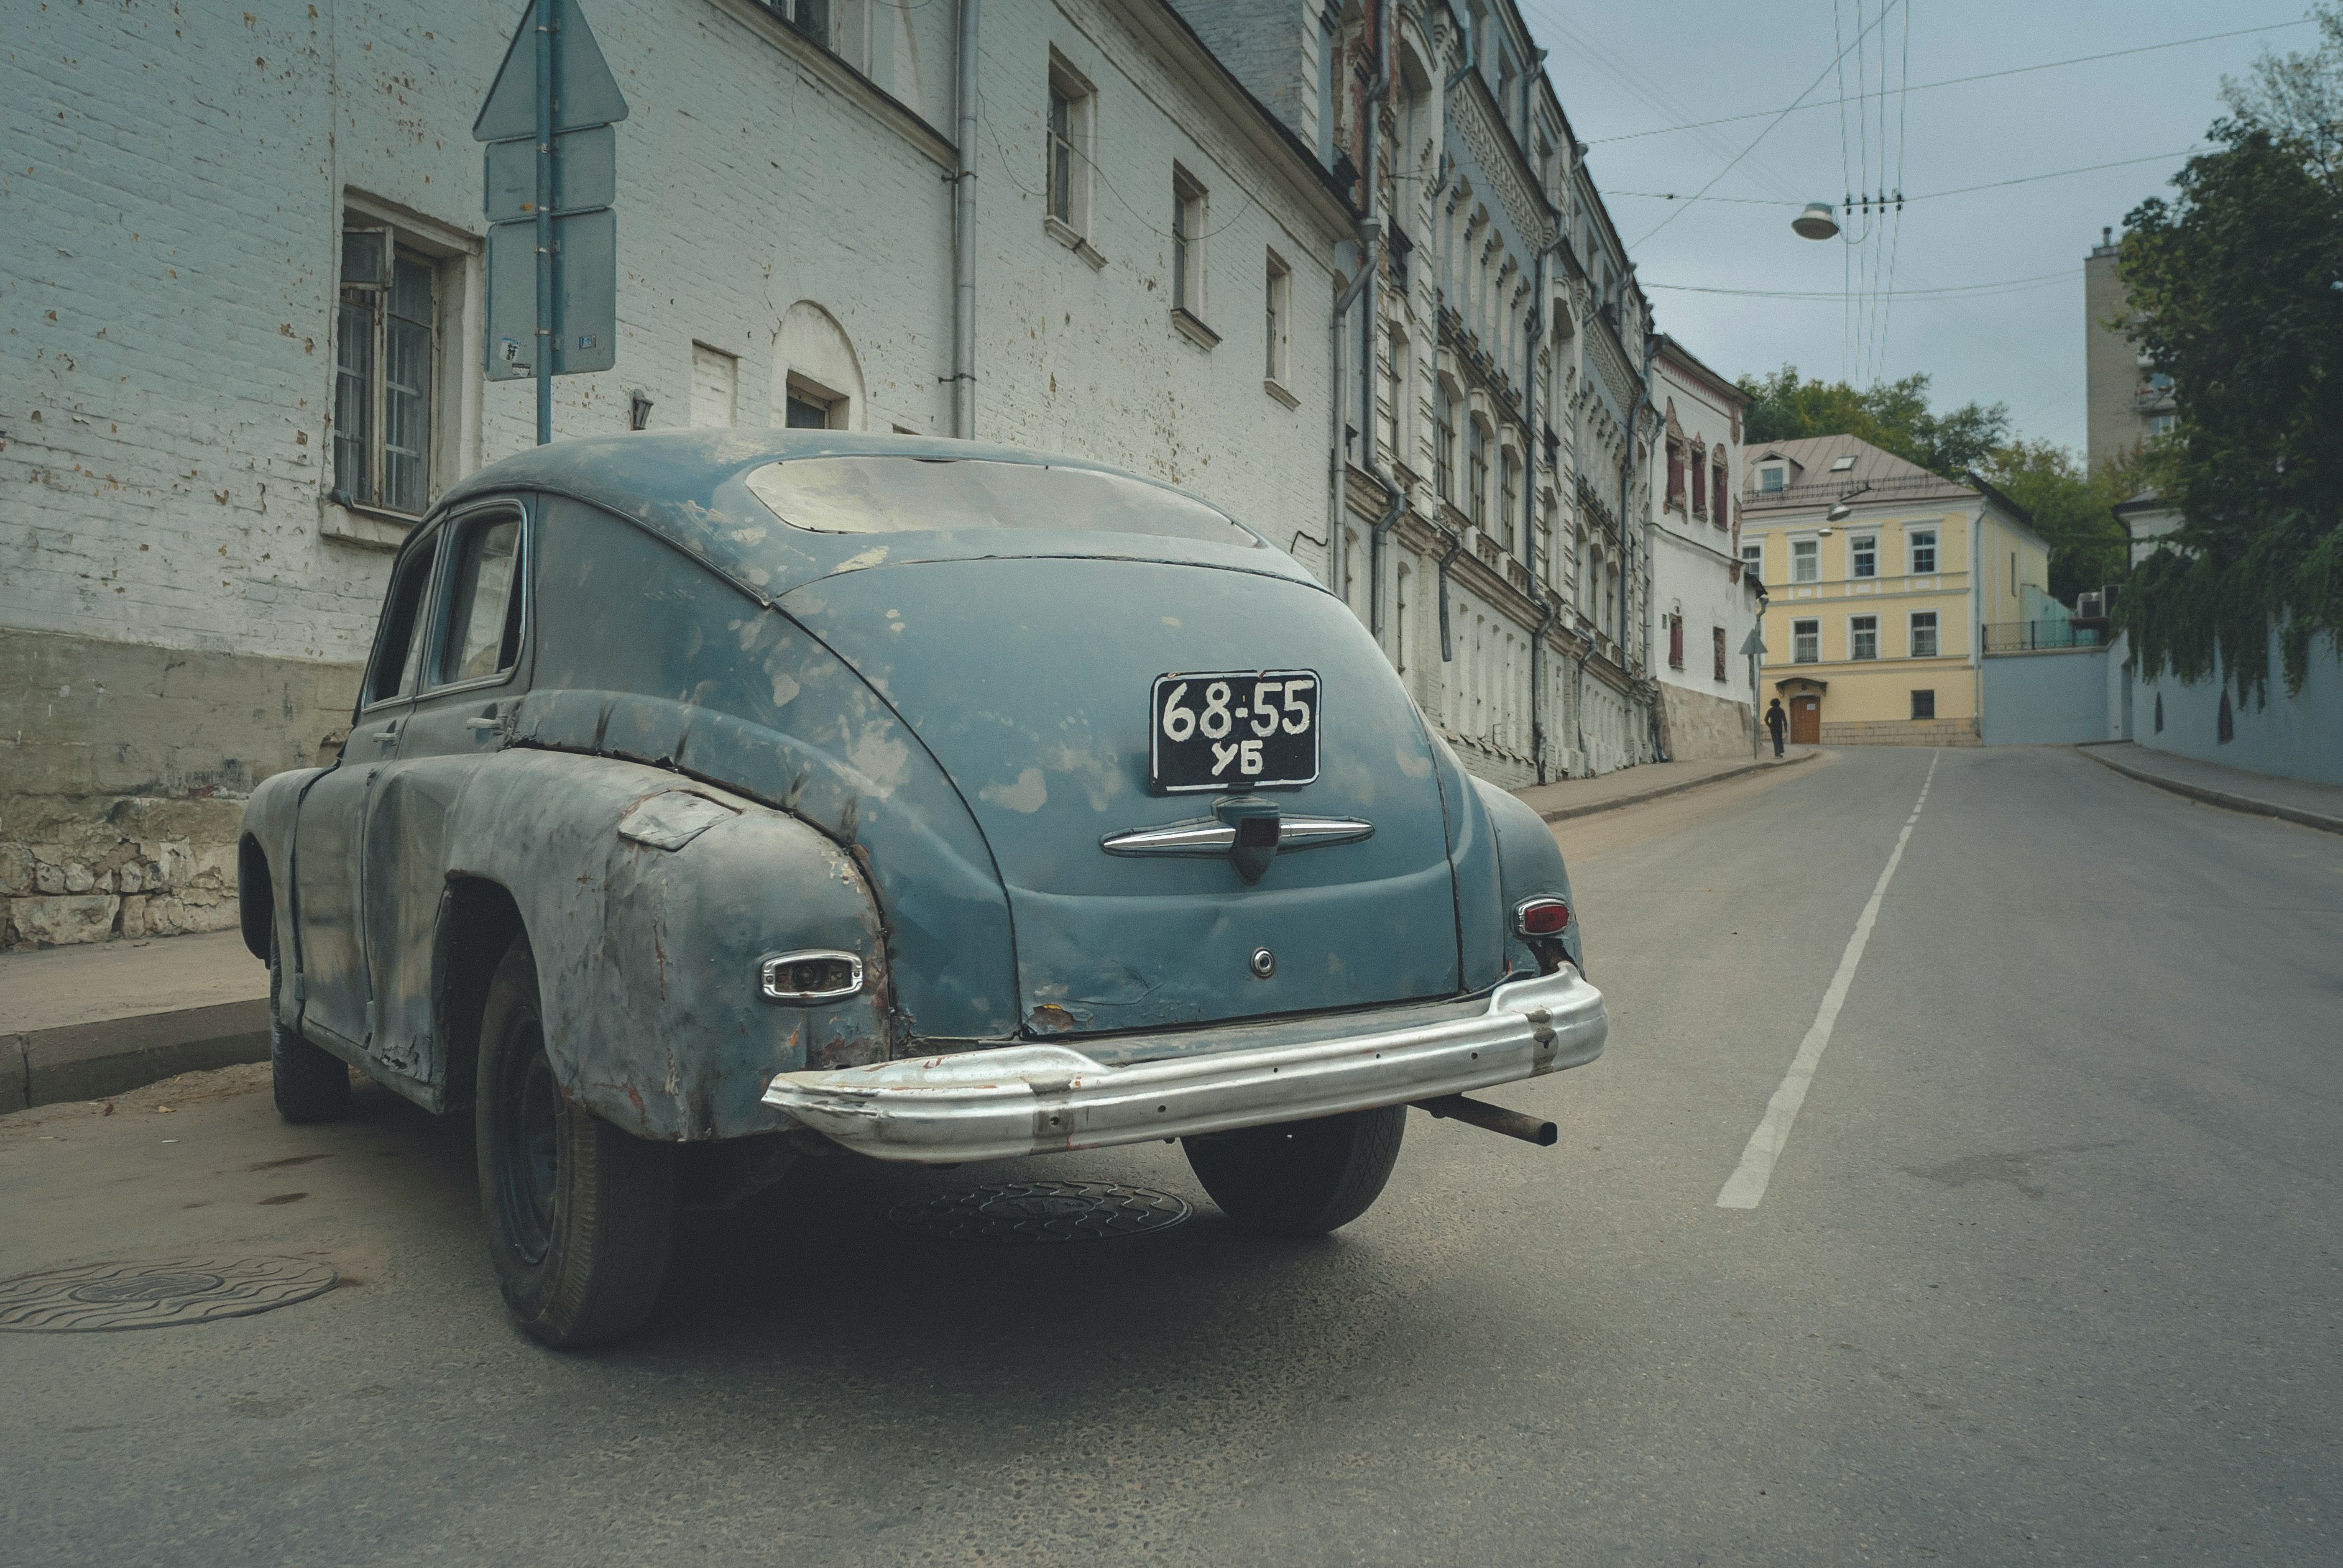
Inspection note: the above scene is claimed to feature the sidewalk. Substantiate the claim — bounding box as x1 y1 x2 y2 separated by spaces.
1 928 267 1112
2076 742 2343 835
1512 745 1818 823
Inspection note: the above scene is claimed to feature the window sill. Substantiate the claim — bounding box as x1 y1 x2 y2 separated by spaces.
1044 215 1107 270
1263 378 1300 411
1171 308 1220 351
321 498 422 551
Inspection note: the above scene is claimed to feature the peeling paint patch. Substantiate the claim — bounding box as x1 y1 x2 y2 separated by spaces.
979 767 1048 814
835 545 890 574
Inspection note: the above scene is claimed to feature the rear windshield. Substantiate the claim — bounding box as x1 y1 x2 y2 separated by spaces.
745 456 1259 547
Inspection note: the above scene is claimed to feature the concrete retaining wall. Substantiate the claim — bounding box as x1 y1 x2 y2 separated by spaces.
1981 646 2111 745
2136 626 2343 787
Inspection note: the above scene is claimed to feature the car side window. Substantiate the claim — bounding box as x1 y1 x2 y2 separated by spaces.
434 510 525 687
364 533 441 708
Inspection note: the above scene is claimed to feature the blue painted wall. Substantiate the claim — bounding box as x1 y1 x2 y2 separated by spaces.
2135 626 2343 787
1981 648 2111 744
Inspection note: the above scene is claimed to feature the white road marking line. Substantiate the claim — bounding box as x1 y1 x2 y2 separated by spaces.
1716 751 1941 1210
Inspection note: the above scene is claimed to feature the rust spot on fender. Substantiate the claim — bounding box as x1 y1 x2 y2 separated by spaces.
1025 1004 1085 1035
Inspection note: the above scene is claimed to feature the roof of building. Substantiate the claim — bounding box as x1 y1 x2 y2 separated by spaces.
1652 334 1747 411
1738 433 1974 514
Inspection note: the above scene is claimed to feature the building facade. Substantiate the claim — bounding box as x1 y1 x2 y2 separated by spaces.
2083 224 2173 473
1177 0 1662 787
1741 436 2048 746
1647 336 1760 759
1 0 1355 947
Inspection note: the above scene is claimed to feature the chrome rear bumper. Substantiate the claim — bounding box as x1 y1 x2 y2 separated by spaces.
761 966 1607 1163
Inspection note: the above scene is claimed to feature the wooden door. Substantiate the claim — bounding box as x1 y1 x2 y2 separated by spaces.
1790 695 1821 744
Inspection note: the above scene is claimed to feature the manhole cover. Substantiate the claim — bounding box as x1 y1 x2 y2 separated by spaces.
887 1181 1189 1244
0 1257 339 1333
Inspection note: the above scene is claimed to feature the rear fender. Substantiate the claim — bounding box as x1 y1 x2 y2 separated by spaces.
437 750 886 1140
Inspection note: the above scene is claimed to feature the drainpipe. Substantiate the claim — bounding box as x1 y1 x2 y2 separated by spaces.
950 0 980 438
1362 0 1408 645
1616 331 1657 756
1327 250 1375 607
1521 233 1563 776
1436 527 1467 659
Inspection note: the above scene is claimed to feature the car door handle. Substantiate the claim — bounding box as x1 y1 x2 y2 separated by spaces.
368 728 398 742
465 717 500 731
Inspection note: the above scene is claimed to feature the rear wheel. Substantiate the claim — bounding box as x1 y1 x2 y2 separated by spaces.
1183 1104 1406 1237
476 935 676 1348
268 926 350 1124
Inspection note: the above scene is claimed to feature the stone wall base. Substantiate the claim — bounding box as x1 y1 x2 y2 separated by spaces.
1 627 360 949
1818 718 1982 747
1658 683 1757 762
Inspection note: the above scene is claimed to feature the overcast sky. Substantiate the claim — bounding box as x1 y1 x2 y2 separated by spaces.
1514 1 2314 451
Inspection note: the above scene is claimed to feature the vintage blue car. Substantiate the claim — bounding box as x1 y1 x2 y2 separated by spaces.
236 431 1608 1346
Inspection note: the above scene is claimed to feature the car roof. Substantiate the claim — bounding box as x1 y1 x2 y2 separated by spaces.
432 430 1311 605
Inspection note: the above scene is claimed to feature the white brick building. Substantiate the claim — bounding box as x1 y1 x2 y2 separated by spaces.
1648 335 1762 758
1 0 1354 945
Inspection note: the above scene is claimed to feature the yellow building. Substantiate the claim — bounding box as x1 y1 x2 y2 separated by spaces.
1739 436 2048 745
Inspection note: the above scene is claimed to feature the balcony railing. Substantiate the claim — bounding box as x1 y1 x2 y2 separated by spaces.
1982 621 2107 653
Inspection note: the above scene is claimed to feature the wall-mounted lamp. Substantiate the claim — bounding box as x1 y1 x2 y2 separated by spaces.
627 388 654 431
1825 482 1873 522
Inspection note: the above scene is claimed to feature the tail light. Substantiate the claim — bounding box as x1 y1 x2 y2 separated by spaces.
1514 897 1570 937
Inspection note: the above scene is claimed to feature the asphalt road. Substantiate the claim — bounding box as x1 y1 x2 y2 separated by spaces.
4 746 2338 1566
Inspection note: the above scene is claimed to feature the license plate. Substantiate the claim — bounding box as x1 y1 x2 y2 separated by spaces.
1149 670 1320 793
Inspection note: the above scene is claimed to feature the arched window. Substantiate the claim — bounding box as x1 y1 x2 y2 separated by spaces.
774 301 865 430
1690 440 1708 518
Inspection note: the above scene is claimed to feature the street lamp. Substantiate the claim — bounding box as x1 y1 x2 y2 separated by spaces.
1792 201 1840 241
1825 482 1872 522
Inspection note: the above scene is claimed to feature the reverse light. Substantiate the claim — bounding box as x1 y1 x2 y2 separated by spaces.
1514 897 1571 938
759 950 865 1004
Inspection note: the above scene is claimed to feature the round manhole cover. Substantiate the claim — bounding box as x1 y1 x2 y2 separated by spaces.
887 1181 1190 1244
0 1257 339 1333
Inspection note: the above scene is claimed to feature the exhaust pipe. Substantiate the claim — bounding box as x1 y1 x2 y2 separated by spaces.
1413 1094 1558 1147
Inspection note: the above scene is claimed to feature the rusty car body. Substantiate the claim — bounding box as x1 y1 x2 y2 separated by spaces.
236 430 1608 1345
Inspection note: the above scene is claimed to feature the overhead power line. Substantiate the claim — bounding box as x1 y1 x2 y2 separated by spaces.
1644 270 2069 299
1602 147 2211 208
1629 0 1908 248
1585 21 2312 145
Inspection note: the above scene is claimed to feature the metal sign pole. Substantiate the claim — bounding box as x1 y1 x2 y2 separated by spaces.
533 0 555 445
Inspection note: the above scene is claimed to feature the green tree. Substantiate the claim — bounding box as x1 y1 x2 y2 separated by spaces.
2113 11 2343 702
1977 441 2137 604
1738 366 2012 480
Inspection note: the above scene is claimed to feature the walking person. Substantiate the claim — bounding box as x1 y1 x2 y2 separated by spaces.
1765 697 1787 759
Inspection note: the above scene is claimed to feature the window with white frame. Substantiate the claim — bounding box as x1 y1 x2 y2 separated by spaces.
1045 59 1096 240
1172 165 1208 323
1434 380 1458 503
1791 538 1818 583
1909 528 1938 575
1742 541 1763 573
334 226 446 516
775 0 830 46
1498 446 1519 552
1909 610 1940 658
1793 618 1819 663
1759 463 1785 493
1468 417 1491 529
1264 251 1291 385
1850 533 1877 578
1850 613 1878 661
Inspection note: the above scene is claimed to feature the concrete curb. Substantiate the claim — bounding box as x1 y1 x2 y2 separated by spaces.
5 999 270 1113
2074 746 2343 837
1531 749 1817 824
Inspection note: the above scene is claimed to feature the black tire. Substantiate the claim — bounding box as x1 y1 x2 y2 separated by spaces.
269 925 350 1124
1183 1104 1407 1237
475 935 676 1348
